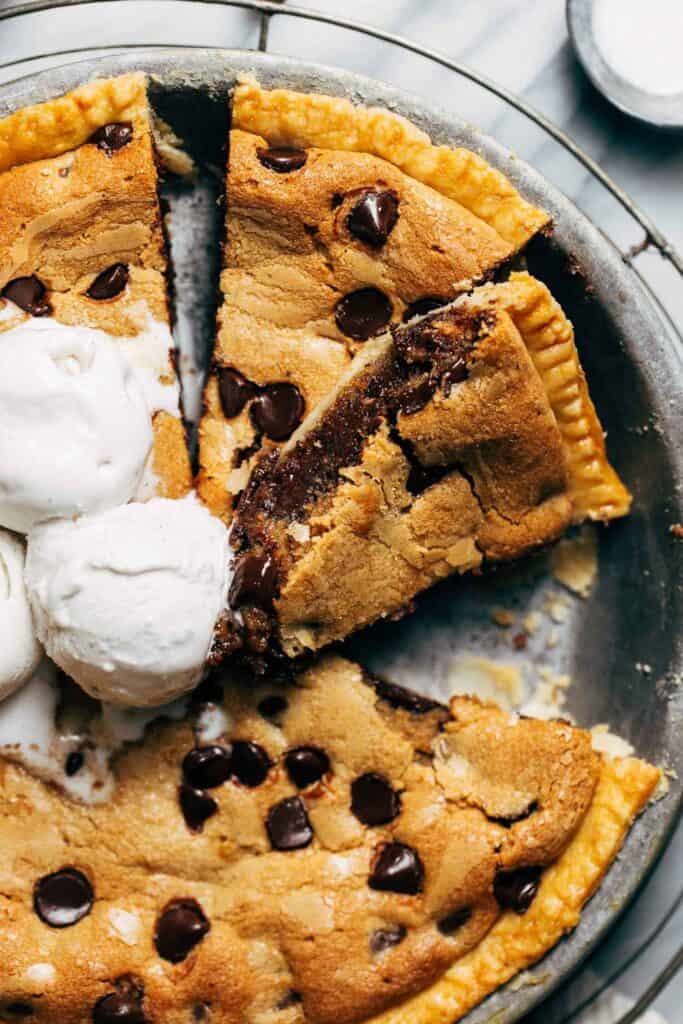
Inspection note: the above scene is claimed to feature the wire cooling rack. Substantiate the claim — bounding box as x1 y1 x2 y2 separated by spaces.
0 2 680 1021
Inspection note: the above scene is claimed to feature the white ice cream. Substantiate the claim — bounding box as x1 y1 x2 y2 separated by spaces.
0 317 154 532
0 529 42 699
25 496 231 706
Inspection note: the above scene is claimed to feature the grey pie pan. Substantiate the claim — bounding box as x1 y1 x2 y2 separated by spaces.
0 49 681 1024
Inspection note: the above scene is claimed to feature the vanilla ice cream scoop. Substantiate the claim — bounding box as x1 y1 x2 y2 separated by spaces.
25 496 231 706
0 529 42 699
0 317 153 533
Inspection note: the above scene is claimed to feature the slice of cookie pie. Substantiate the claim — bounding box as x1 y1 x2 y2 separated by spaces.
226 273 631 662
0 656 659 1023
198 78 550 519
0 73 191 521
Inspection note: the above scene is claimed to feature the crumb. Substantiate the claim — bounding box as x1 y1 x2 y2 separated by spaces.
523 611 541 636
549 527 598 598
445 655 525 710
509 971 549 992
512 632 528 650
635 662 652 675
590 724 634 759
670 523 683 539
287 522 311 544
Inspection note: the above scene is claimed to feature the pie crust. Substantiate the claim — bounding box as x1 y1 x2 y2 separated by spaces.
0 74 191 498
0 655 659 1024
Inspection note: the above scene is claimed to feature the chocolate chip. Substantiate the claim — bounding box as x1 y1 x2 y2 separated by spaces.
89 122 133 155
276 991 302 1010
228 741 271 787
373 678 443 715
250 383 305 441
402 296 448 322
191 675 224 707
493 866 542 914
65 751 84 776
154 899 210 963
351 773 400 826
489 801 538 827
368 842 424 895
335 287 392 340
347 190 399 248
258 694 289 720
4 1004 32 1018
86 263 129 300
179 784 218 832
266 796 314 851
228 551 278 609
437 906 471 935
2 276 51 316
257 147 308 173
370 924 406 954
92 978 147 1024
218 368 256 419
34 867 93 928
191 1006 210 1022
182 746 232 790
285 747 330 789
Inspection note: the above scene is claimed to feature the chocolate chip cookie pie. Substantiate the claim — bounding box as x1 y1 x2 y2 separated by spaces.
225 272 630 663
198 78 551 519
0 656 659 1024
0 73 191 498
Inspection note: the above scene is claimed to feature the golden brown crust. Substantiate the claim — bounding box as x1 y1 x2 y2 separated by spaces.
0 74 191 498
0 655 618 1024
469 272 632 523
0 73 149 173
232 77 550 249
369 755 660 1024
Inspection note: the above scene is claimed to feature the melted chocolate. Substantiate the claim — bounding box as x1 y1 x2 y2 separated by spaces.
351 773 401 826
86 263 129 300
346 190 399 248
228 551 279 609
2 275 51 316
402 296 448 322
257 147 308 173
228 741 271 787
154 899 210 963
257 694 289 720
93 978 147 1024
235 306 487 527
373 678 443 715
33 867 93 928
493 866 542 914
218 368 256 419
285 747 330 789
89 122 133 155
179 784 218 832
370 924 407 954
335 287 393 340
251 383 305 441
266 796 314 851
182 746 232 790
369 842 424 895
437 906 471 936
65 751 84 776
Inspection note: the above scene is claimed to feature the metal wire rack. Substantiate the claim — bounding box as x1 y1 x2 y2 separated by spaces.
0 1 680 1021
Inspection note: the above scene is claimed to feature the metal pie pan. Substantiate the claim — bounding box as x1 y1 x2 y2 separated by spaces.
0 49 680 1024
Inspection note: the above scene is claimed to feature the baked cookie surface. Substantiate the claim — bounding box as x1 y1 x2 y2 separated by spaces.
0 73 191 499
198 80 550 519
0 656 659 1024
226 273 630 662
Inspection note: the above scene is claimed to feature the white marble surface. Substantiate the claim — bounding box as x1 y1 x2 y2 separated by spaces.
0 1 680 1021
